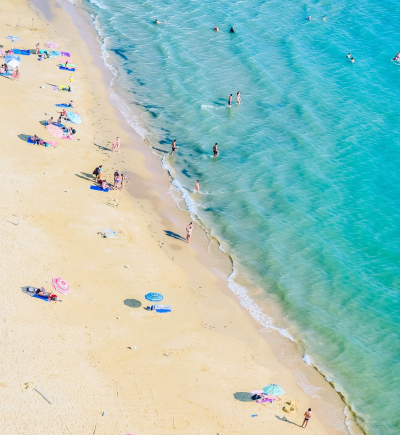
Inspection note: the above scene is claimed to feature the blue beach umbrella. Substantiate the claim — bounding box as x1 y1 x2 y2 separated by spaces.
66 111 82 124
145 292 164 302
262 384 285 396
6 36 21 50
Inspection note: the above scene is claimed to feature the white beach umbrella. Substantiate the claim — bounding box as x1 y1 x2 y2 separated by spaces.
6 58 20 69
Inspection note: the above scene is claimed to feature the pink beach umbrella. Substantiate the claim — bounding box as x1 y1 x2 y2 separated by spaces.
46 124 64 139
52 277 70 295
46 41 59 48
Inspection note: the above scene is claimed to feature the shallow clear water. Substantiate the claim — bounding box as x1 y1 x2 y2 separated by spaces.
82 0 400 433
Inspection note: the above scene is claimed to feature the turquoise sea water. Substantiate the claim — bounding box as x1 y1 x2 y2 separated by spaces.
82 0 400 433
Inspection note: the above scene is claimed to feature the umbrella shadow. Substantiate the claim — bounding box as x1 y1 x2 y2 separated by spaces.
124 299 142 308
275 415 301 427
164 230 185 241
18 134 31 142
39 120 48 126
233 392 255 402
75 172 95 182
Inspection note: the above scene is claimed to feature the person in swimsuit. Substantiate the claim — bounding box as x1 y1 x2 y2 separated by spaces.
186 222 193 243
301 408 312 429
112 136 121 153
236 91 241 104
114 170 121 190
322 15 326 20
47 116 53 125
171 140 177 155
93 165 103 182
346 53 351 58
35 43 40 55
393 51 400 61
228 94 232 106
230 27 235 33
68 100 74 107
307 16 311 20
214 26 219 31
213 143 219 157
350 57 355 63
194 180 200 193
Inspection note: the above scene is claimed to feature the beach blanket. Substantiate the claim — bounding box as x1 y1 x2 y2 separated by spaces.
59 63 76 68
13 49 30 55
90 185 109 192
153 305 172 313
23 287 51 302
27 137 43 144
55 104 73 108
101 228 119 238
50 50 60 56
60 51 71 57
39 50 49 54
59 85 72 92
0 72 12 76
59 66 76 71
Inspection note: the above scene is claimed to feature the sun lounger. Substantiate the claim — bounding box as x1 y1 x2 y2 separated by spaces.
90 185 109 192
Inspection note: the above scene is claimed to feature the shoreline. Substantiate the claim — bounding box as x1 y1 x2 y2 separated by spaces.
0 0 361 434
65 4 368 435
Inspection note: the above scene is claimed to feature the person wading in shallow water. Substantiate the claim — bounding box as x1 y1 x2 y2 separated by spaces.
301 408 312 430
171 139 177 155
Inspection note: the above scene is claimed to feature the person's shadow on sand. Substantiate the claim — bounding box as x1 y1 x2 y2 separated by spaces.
164 230 185 241
75 172 95 182
275 415 301 427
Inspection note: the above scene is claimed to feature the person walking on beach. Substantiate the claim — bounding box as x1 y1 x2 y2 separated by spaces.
301 408 312 429
112 137 121 153
114 170 121 190
236 91 241 104
93 165 103 182
186 222 193 243
35 42 40 55
228 94 232 106
194 180 200 193
171 140 177 155
213 143 219 157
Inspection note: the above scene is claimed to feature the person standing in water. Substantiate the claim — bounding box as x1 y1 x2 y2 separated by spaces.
346 53 351 58
186 222 193 243
322 15 326 20
236 91 241 104
214 26 219 31
301 408 312 429
171 140 177 155
228 94 232 106
194 180 200 193
213 143 219 157
230 26 235 33
350 57 355 63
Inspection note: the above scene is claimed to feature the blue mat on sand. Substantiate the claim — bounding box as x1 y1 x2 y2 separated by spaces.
55 104 73 108
33 294 51 302
27 138 43 144
0 72 12 76
59 66 76 71
90 185 109 192
13 49 30 55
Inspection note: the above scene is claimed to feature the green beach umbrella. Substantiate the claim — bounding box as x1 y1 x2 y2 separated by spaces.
262 384 285 396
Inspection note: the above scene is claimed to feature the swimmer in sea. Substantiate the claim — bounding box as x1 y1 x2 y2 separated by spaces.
236 91 241 105
346 53 351 58
322 16 326 21
230 27 235 33
214 26 219 32
155 19 166 24
213 143 219 157
228 94 232 106
307 16 311 20
194 180 200 193
350 57 355 63
171 139 177 155
393 51 400 61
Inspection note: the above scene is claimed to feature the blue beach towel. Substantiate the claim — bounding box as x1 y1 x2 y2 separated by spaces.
90 185 109 192
13 49 30 55
59 66 76 71
27 137 43 144
0 72 12 76
55 104 73 108
154 305 172 313
33 294 51 302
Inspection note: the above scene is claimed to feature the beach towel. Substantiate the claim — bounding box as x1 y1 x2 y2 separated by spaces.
0 72 12 76
90 185 109 192
23 287 51 302
39 50 49 54
60 51 71 57
58 85 72 92
101 229 119 238
153 305 172 313
59 66 76 71
13 49 30 55
50 50 60 56
27 137 43 144
59 63 76 68
55 104 73 108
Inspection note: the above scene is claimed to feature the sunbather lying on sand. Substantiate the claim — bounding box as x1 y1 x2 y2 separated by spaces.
30 135 40 145
34 287 58 301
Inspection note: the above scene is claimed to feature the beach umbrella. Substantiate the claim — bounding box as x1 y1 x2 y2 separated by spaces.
66 111 82 124
6 35 21 49
4 54 21 63
46 41 59 48
52 277 70 294
46 124 64 139
145 292 164 302
262 384 285 396
6 58 20 69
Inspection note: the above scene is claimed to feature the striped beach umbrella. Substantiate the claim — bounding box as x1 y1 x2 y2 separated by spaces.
46 41 59 48
262 384 285 396
145 292 164 302
52 277 70 294
46 124 64 138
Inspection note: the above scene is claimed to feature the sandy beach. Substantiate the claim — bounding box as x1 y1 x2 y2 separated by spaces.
0 1 352 434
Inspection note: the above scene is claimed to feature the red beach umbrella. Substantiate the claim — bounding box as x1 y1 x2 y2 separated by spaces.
46 124 64 139
52 277 70 294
